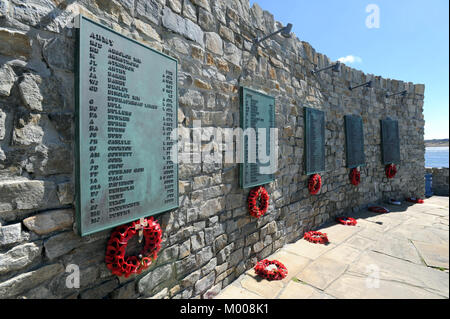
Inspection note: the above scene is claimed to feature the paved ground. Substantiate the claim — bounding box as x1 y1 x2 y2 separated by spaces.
216 196 449 299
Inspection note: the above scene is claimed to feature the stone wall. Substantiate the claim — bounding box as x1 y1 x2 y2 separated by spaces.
426 168 449 196
0 0 425 299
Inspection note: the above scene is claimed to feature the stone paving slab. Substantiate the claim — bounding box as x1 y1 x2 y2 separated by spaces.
432 222 449 231
389 224 445 244
297 257 348 290
325 274 444 299
320 244 361 264
348 251 449 297
215 196 450 299
354 218 392 234
215 285 263 299
379 211 411 222
278 281 334 299
363 215 404 231
425 197 449 207
412 241 449 270
240 273 285 299
406 203 445 214
269 250 312 281
371 235 423 265
284 240 336 260
420 208 449 217
318 223 361 245
403 213 439 227
355 227 386 241
345 235 376 251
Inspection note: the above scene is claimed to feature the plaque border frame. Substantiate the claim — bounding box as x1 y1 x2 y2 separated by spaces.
239 86 276 189
74 15 179 236
344 114 366 168
304 107 326 175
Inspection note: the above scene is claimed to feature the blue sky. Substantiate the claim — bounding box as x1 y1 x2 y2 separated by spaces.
249 0 449 139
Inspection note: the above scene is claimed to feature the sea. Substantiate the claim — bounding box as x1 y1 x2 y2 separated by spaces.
425 147 449 168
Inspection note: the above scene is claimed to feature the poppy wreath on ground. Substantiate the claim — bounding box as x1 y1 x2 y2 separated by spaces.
248 186 270 218
336 217 358 226
308 174 322 195
406 197 425 204
349 168 361 186
304 231 329 244
105 217 162 278
254 259 288 281
368 206 390 214
385 164 397 179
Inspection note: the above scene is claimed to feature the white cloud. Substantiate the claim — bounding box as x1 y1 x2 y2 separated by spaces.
338 55 363 64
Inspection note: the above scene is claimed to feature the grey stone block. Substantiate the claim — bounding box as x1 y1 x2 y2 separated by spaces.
23 209 74 235
0 263 64 298
0 64 16 97
44 231 83 260
0 242 42 275
138 264 173 295
0 223 22 246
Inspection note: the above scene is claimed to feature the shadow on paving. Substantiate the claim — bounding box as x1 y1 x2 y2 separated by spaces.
216 196 449 300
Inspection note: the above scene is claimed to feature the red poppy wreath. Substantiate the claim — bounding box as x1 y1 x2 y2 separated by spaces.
336 217 358 226
385 164 397 179
105 217 162 278
248 186 270 218
254 259 288 281
368 206 390 214
406 197 425 204
349 168 361 186
304 231 329 244
308 174 322 195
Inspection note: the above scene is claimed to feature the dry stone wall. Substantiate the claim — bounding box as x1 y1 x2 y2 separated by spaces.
0 0 425 299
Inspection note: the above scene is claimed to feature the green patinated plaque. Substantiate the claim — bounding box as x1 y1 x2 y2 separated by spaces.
305 107 325 175
345 115 366 168
75 15 178 236
381 119 400 165
240 87 276 189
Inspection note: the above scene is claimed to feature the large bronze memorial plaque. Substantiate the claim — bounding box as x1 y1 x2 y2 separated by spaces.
75 16 178 236
345 115 365 168
381 119 400 165
240 87 276 189
304 107 325 175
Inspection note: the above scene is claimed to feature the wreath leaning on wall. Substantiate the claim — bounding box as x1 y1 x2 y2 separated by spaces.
308 174 322 195
349 168 361 186
248 186 270 218
385 164 397 179
105 217 162 278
